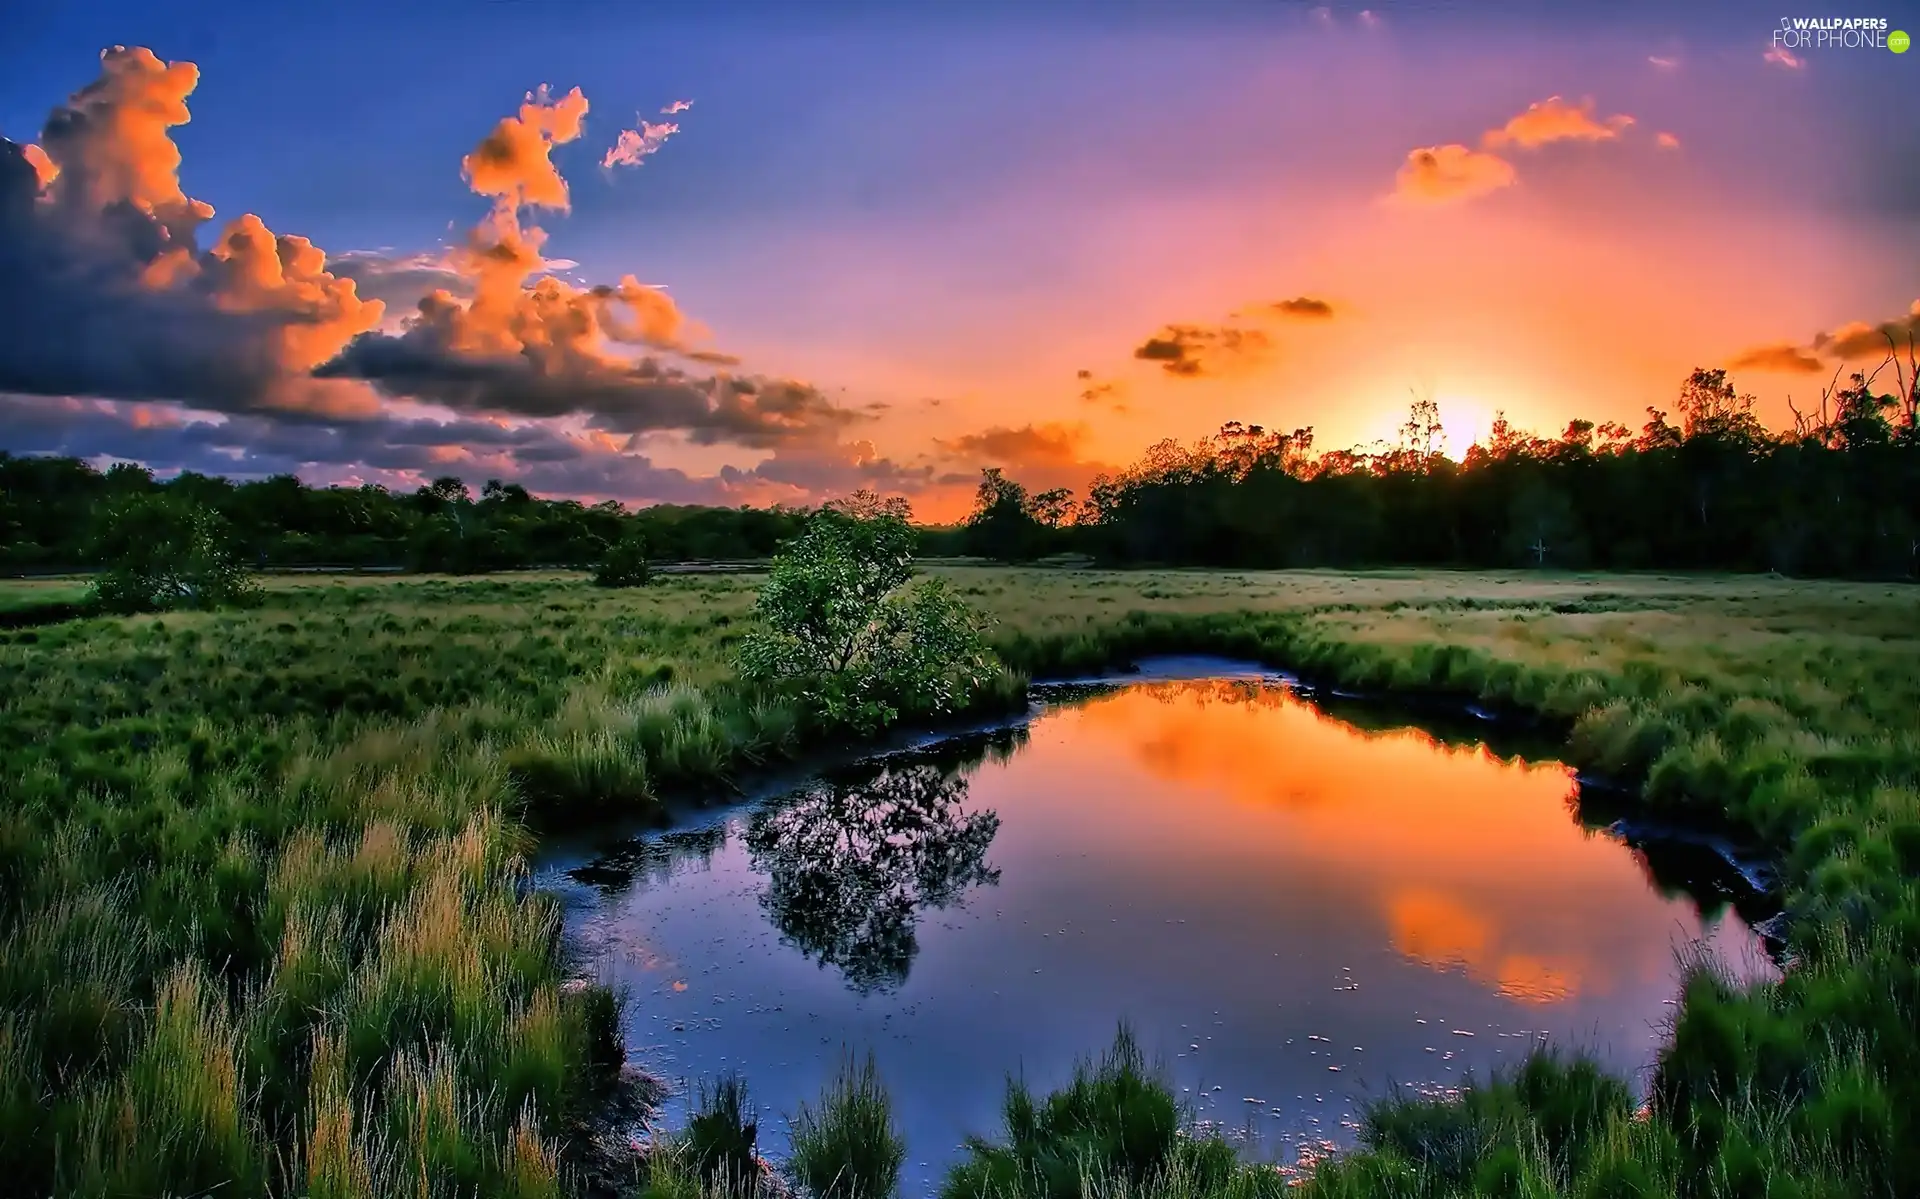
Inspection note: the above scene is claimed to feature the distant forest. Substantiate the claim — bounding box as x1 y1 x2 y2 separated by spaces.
4 365 1917 578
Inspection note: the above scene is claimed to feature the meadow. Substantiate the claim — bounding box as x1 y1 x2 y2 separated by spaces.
1 565 1916 1197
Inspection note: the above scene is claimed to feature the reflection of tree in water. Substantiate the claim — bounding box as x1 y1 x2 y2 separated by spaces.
746 758 1002 994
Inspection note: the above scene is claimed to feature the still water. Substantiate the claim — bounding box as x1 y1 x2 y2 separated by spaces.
539 664 1771 1186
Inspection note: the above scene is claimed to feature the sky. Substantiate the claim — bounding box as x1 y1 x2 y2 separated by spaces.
2 0 1916 520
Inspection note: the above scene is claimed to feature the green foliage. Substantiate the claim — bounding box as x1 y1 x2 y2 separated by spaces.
737 506 1002 733
595 527 656 588
87 491 261 613
788 1053 906 1199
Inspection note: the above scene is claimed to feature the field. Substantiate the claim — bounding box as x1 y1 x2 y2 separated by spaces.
2 566 1917 1197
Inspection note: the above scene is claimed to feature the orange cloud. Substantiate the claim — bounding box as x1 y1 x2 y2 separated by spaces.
1655 131 1682 150
602 117 683 170
1393 143 1517 204
1764 46 1805 69
0 46 381 416
38 46 214 230
462 84 589 211
938 421 1092 468
1728 343 1824 374
1483 96 1633 149
21 143 57 188
202 213 386 372
1726 301 1920 377
1813 300 1920 360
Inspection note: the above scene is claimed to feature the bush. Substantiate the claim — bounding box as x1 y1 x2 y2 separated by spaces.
595 528 656 588
87 492 260 613
788 1053 906 1199
737 503 1000 733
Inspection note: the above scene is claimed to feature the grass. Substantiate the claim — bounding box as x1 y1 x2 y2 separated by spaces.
789 1054 906 1199
0 566 1916 1195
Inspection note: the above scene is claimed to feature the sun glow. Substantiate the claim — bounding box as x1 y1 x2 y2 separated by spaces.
1434 393 1497 460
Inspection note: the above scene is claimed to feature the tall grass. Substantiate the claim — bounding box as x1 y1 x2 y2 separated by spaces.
789 1053 906 1199
1 567 1916 1195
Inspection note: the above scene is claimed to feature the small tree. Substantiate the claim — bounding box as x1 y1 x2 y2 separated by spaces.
593 526 654 587
88 492 260 613
737 504 999 733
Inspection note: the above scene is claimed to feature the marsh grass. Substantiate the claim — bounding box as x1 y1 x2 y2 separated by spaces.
685 1075 763 1197
788 1052 906 1199
1 567 1917 1195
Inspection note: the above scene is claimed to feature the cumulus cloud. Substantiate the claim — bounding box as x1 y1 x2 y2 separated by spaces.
0 48 893 508
1391 95 1640 205
1764 46 1805 69
1482 96 1633 149
319 81 863 448
661 99 694 116
1131 323 1273 377
0 47 384 415
1656 131 1682 150
1392 143 1517 204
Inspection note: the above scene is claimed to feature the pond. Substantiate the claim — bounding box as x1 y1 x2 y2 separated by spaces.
538 661 1775 1186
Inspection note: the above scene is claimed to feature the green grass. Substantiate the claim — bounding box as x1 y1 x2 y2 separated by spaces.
1 566 1916 1196
789 1053 906 1199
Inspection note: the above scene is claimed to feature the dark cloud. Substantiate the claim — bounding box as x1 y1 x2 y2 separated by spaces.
1131 323 1272 377
1261 296 1335 320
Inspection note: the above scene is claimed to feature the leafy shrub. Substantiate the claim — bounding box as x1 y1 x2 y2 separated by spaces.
87 492 260 613
737 503 1000 733
595 528 655 588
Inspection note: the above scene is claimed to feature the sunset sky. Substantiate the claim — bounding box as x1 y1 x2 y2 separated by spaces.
2 0 1915 520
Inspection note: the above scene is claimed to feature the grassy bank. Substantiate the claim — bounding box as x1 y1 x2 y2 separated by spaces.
1 567 1915 1196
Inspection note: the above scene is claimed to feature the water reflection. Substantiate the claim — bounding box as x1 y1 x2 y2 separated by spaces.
744 742 1011 993
544 670 1772 1189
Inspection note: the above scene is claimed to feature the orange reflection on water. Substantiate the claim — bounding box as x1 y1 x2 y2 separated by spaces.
1042 681 1710 1006
1385 887 1580 1004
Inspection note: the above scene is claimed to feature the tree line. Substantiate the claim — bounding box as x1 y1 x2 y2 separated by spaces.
0 459 810 574
960 364 1920 578
5 361 1917 580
